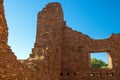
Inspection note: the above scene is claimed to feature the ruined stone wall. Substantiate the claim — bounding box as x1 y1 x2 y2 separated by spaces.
29 2 65 80
28 2 120 80
1 1 120 80
0 0 32 79
30 2 120 80
0 0 15 61
60 26 120 80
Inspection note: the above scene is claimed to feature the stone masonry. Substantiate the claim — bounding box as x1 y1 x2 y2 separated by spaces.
28 2 120 80
0 0 31 80
0 0 120 80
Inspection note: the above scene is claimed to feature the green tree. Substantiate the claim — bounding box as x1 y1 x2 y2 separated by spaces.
91 58 108 68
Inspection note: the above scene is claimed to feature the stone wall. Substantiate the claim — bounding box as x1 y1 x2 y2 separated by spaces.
29 3 65 80
0 0 31 80
29 2 120 80
60 27 120 80
0 0 120 80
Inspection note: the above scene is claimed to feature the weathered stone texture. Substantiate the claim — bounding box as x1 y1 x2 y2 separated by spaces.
29 3 65 80
0 0 31 80
0 0 120 80
29 2 120 80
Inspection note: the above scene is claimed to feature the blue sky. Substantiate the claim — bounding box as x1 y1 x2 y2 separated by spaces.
90 52 108 63
4 0 120 59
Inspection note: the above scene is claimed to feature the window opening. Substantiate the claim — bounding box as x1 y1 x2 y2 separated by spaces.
90 52 113 69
